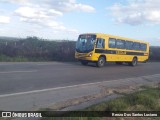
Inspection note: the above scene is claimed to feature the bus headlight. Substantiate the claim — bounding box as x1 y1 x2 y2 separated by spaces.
88 53 92 57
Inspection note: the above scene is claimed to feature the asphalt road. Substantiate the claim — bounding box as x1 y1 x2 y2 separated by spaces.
0 62 160 95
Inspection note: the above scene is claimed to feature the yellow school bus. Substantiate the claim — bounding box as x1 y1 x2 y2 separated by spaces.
75 33 149 67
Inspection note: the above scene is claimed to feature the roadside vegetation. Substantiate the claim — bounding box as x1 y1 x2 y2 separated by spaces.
0 36 160 62
41 86 160 120
0 36 76 62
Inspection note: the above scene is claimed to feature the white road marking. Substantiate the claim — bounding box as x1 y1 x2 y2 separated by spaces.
0 70 38 74
0 79 124 98
0 73 160 98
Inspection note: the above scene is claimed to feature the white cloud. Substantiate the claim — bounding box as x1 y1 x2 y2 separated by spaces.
14 6 77 34
0 16 10 24
2 0 95 13
12 0 93 34
109 0 160 25
45 0 95 13
75 4 95 13
0 9 5 13
15 6 63 19
1 0 30 4
0 0 94 37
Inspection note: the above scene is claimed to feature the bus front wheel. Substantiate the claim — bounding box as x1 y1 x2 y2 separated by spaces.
96 57 105 67
129 57 138 66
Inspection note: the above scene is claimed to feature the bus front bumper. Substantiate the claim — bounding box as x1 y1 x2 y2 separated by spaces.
75 52 96 61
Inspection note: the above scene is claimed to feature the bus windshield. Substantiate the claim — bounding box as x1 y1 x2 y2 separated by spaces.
76 35 96 53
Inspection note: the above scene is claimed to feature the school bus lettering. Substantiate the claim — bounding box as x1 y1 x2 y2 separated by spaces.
116 51 126 55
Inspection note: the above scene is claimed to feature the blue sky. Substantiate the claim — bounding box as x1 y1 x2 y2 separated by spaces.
0 0 160 46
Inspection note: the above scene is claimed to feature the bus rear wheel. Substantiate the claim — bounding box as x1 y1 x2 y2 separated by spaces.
96 57 105 67
129 57 137 66
81 60 88 65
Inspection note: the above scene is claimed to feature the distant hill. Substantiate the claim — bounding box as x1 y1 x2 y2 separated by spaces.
150 46 160 48
0 36 21 41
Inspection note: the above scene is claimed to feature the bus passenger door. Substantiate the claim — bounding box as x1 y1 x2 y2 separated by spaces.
94 38 106 61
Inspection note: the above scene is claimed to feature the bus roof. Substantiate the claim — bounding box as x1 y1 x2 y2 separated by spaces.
80 33 149 44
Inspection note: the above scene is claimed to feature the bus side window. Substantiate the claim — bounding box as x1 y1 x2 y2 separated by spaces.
126 41 133 50
140 43 147 51
116 39 125 49
133 42 140 51
96 38 105 48
109 38 116 48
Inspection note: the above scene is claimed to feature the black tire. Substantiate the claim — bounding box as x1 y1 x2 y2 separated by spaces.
143 59 148 63
81 60 88 65
115 62 123 65
96 57 105 67
129 57 138 66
